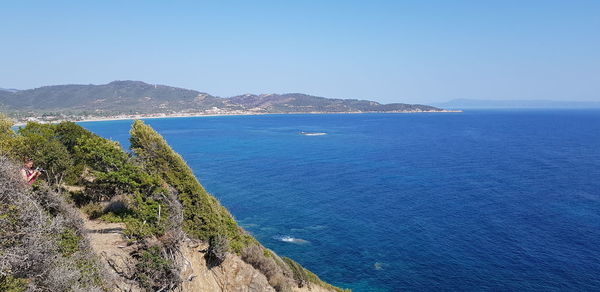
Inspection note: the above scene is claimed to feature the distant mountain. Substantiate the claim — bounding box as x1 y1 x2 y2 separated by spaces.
0 80 445 116
229 93 441 113
432 99 600 109
0 81 229 114
0 87 19 93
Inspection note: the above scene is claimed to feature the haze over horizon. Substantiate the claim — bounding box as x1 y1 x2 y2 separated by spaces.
1 0 599 104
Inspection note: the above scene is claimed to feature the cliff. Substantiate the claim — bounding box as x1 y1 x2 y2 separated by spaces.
0 114 349 291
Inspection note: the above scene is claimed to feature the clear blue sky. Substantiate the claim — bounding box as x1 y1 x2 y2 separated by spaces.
1 0 599 103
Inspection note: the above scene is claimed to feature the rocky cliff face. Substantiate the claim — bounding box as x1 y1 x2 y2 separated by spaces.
82 211 335 292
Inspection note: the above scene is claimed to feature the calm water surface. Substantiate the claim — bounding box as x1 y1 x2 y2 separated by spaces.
81 110 600 291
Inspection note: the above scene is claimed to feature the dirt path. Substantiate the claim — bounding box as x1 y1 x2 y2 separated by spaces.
79 212 143 292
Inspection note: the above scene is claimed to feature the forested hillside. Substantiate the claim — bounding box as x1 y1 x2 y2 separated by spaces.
0 81 443 118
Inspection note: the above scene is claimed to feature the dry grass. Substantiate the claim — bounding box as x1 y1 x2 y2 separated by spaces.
0 156 106 291
241 245 296 291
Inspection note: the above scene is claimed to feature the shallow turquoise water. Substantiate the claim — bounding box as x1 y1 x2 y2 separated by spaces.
81 110 600 291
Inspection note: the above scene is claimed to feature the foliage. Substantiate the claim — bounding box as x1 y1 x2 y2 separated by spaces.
282 257 309 287
0 203 20 248
206 234 229 267
129 120 348 291
73 134 128 173
57 228 80 257
53 121 96 153
88 163 156 201
0 156 106 291
241 245 295 291
281 257 352 292
80 202 105 219
0 120 349 292
129 120 256 251
0 275 28 292
0 114 23 162
122 192 168 239
134 245 180 290
0 113 15 139
12 122 74 186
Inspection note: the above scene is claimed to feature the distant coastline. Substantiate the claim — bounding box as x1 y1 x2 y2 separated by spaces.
1 80 455 127
13 109 462 126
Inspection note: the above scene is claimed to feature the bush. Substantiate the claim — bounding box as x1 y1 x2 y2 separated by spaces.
73 135 129 173
205 234 228 267
81 202 105 219
0 113 14 138
16 123 74 186
0 275 28 292
0 114 18 157
58 228 80 257
53 121 96 153
134 245 180 290
0 156 106 291
128 121 349 291
282 259 352 292
282 257 309 288
129 120 256 251
241 245 294 291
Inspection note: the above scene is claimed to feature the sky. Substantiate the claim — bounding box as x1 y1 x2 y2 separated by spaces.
1 0 599 104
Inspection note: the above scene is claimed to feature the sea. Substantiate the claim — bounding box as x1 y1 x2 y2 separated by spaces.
80 110 600 291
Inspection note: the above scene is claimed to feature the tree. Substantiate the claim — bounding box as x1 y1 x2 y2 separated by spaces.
74 135 129 173
0 113 18 157
54 121 96 153
129 120 255 251
17 123 73 186
0 113 14 139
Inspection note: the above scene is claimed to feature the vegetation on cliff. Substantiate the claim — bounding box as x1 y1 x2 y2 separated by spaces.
0 114 349 291
0 156 105 291
129 120 256 251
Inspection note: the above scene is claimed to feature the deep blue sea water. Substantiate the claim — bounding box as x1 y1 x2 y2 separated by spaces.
80 110 600 291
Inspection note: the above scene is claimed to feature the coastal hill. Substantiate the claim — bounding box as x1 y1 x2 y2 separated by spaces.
0 116 349 291
0 80 444 119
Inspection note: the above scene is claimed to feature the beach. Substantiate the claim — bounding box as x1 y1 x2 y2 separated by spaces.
13 109 462 126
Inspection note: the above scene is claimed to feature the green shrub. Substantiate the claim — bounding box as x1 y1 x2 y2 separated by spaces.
74 135 129 173
0 275 28 292
68 189 90 207
75 257 105 288
134 246 178 290
57 228 80 257
81 202 105 219
0 113 14 138
0 113 18 157
0 203 20 248
206 234 229 267
129 120 256 251
16 123 74 186
53 121 96 153
241 245 294 291
128 120 349 291
282 257 309 287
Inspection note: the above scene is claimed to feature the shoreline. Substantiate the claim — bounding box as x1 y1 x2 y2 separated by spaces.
13 110 463 126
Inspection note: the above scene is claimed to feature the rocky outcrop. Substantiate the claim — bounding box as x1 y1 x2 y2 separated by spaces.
84 215 339 292
82 213 280 292
179 240 275 292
